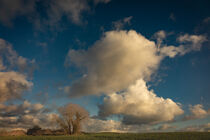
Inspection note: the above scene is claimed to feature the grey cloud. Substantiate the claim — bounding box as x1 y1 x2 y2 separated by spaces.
0 101 57 130
0 38 37 77
152 30 167 49
0 71 32 103
112 16 133 30
47 0 90 26
0 0 37 26
0 0 111 29
93 0 111 5
157 124 176 131
169 13 176 21
180 123 210 132
83 118 152 133
42 0 111 29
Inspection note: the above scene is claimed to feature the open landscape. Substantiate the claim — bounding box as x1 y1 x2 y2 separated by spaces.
0 0 209 139
1 132 210 140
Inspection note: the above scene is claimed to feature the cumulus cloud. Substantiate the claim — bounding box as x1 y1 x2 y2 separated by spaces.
0 71 32 103
98 79 184 125
66 30 162 96
0 101 57 130
183 104 210 121
64 29 207 126
112 16 133 30
65 30 206 97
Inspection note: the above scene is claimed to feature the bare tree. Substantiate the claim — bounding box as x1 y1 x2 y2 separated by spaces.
56 103 89 135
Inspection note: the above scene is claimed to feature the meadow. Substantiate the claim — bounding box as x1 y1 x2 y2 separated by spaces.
0 132 210 140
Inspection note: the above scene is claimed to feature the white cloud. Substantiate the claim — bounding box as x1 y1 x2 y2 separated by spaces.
183 104 210 121
66 30 206 97
66 30 162 96
98 79 184 125
65 29 206 126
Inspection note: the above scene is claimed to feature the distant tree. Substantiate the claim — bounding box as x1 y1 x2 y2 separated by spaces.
56 103 89 135
27 125 41 135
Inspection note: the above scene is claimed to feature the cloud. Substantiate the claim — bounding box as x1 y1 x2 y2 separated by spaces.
0 38 37 77
0 71 32 103
157 124 176 131
112 16 133 30
160 34 206 58
0 0 36 26
0 0 111 29
0 58 6 71
183 104 210 121
0 101 58 130
64 29 207 126
0 38 52 130
180 123 210 132
83 118 152 133
93 0 111 5
98 79 184 125
152 30 167 49
44 0 111 27
169 13 176 21
66 30 162 96
47 0 90 25
65 30 206 97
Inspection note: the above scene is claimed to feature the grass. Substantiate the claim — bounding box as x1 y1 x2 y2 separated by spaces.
0 132 210 140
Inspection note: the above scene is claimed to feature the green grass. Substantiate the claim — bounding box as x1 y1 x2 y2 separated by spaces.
0 132 210 140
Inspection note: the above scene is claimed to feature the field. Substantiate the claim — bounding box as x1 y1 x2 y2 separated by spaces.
0 132 210 140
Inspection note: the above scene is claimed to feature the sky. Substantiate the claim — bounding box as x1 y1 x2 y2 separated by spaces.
0 0 210 132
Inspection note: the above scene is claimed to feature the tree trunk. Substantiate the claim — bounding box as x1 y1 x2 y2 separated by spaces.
73 120 80 134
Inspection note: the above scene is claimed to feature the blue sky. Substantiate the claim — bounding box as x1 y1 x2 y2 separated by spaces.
0 0 210 132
